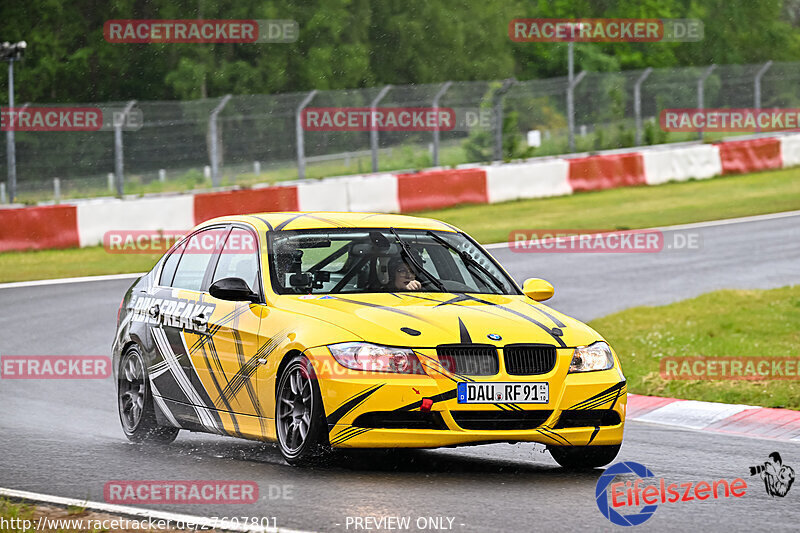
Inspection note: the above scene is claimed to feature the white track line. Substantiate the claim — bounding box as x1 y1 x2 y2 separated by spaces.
0 272 144 290
0 487 313 533
482 209 800 249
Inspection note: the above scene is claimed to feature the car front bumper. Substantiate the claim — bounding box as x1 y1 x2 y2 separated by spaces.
306 346 626 449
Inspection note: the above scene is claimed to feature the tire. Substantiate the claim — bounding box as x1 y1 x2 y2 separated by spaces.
275 354 329 465
549 444 621 469
118 345 179 444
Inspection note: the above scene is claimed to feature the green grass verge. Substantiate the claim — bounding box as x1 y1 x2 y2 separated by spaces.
0 246 161 284
589 285 800 409
2 165 800 283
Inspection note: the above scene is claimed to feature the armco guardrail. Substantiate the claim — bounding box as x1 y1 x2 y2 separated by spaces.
2 133 799 252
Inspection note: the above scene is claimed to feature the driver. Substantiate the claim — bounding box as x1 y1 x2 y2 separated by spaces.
387 256 422 291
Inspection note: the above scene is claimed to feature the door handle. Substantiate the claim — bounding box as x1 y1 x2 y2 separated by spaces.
192 313 208 329
148 304 160 318
258 358 268 365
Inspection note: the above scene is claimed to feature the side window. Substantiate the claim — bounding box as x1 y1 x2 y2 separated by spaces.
159 242 185 286
172 227 228 292
211 227 261 293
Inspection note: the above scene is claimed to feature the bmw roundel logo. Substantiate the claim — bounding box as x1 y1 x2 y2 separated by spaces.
487 333 502 341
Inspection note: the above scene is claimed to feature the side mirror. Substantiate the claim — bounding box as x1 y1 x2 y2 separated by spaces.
522 278 554 302
209 277 260 303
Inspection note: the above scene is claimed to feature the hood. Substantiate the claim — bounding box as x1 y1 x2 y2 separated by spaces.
275 292 602 349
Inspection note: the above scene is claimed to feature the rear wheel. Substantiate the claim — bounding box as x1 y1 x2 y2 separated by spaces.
275 355 328 465
549 444 621 469
118 345 179 444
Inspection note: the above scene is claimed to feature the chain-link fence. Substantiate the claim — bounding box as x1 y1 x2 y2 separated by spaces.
2 61 799 204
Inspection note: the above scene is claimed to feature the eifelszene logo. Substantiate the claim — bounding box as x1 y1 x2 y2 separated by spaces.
596 461 748 526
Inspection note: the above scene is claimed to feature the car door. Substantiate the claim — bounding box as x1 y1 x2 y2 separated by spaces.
196 224 270 439
152 225 229 434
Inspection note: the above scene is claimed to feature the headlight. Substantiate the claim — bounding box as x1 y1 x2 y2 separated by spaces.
328 342 426 374
568 341 614 373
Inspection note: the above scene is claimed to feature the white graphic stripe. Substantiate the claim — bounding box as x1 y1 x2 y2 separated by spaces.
150 381 181 428
151 327 218 433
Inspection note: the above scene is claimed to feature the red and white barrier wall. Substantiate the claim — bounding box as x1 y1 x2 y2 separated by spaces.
3 133 800 251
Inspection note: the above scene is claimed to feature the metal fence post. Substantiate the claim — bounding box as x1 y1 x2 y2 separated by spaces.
432 81 452 166
567 70 587 152
492 79 515 161
754 60 773 110
114 100 137 198
0 182 6 204
209 94 232 187
53 177 60 204
634 67 653 146
296 90 317 179
697 65 716 141
370 85 392 172
6 59 16 203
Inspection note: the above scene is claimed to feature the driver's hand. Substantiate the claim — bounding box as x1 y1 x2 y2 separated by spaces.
406 280 422 291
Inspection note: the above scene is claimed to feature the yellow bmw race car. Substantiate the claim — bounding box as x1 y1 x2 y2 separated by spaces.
112 212 626 467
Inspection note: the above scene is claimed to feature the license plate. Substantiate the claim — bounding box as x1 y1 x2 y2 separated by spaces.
457 382 549 404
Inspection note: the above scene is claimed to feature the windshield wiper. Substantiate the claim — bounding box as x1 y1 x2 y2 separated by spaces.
389 228 447 292
426 230 506 293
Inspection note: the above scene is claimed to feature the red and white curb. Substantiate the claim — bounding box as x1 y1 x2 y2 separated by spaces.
0 487 311 533
628 394 800 442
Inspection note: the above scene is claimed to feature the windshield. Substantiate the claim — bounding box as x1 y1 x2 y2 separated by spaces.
268 229 519 295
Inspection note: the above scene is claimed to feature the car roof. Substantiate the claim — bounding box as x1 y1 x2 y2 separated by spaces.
197 212 460 233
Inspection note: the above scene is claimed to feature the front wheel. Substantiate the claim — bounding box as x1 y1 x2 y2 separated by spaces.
275 355 329 465
549 444 621 469
118 345 179 444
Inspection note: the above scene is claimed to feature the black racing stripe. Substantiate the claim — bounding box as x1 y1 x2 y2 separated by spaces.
403 293 451 305
189 305 253 354
304 214 350 227
197 337 241 435
329 426 362 442
540 426 571 446
481 302 568 348
158 328 226 430
324 296 435 324
151 370 193 406
275 214 305 231
248 215 273 231
395 388 457 412
524 302 566 328
230 312 265 436
220 331 289 401
587 426 601 445
432 293 568 348
569 381 626 410
331 428 373 445
458 317 472 343
325 384 384 428
163 327 208 393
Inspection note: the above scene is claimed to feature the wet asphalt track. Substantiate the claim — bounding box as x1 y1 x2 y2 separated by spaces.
1 212 799 532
